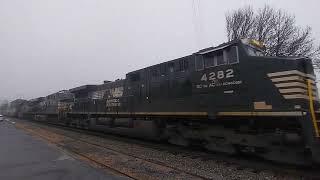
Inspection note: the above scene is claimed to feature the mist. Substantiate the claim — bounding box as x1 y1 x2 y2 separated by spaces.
1 0 320 101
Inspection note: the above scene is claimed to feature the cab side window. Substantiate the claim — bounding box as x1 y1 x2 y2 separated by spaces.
204 53 215 68
195 56 204 71
195 45 239 70
216 51 226 66
228 46 239 64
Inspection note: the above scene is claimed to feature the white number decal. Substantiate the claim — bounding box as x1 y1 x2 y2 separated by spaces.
209 72 216 81
201 69 235 81
201 74 208 81
226 69 234 78
217 71 224 79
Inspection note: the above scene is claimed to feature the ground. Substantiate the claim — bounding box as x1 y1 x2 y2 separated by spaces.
0 119 128 180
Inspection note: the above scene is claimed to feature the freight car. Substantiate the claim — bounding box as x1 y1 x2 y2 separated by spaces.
3 99 28 118
30 91 74 122
21 39 320 165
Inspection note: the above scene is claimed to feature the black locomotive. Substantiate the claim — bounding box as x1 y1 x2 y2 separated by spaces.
4 39 320 165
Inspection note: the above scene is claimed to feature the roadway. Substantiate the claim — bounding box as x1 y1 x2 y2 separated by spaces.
0 118 129 180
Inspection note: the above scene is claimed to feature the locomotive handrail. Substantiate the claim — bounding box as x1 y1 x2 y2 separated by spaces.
307 79 320 138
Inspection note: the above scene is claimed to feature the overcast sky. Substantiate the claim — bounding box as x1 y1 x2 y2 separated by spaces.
1 0 320 101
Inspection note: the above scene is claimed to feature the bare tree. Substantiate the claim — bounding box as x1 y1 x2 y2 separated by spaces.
226 5 320 67
226 6 255 41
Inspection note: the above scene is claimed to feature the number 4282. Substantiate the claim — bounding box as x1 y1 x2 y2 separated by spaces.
201 69 234 81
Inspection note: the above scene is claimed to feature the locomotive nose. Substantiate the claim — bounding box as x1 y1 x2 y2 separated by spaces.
298 58 313 76
299 58 319 98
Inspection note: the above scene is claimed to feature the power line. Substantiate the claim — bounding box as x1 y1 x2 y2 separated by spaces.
191 0 202 51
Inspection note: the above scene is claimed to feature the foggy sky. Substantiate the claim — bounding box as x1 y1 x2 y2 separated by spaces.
1 0 320 101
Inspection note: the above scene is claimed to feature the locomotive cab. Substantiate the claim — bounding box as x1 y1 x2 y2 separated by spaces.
194 39 320 164
194 39 318 114
244 40 320 164
242 40 320 163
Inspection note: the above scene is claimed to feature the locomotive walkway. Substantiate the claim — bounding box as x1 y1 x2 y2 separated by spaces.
0 119 128 180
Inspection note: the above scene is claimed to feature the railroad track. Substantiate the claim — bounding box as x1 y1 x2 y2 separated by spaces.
12 118 320 180
13 119 207 179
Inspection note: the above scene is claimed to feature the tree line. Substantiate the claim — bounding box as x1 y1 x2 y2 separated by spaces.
225 5 320 68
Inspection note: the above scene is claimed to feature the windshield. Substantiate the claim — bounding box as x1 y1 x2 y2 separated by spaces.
244 45 264 56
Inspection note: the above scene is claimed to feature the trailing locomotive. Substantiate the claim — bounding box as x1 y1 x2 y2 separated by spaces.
6 39 320 165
